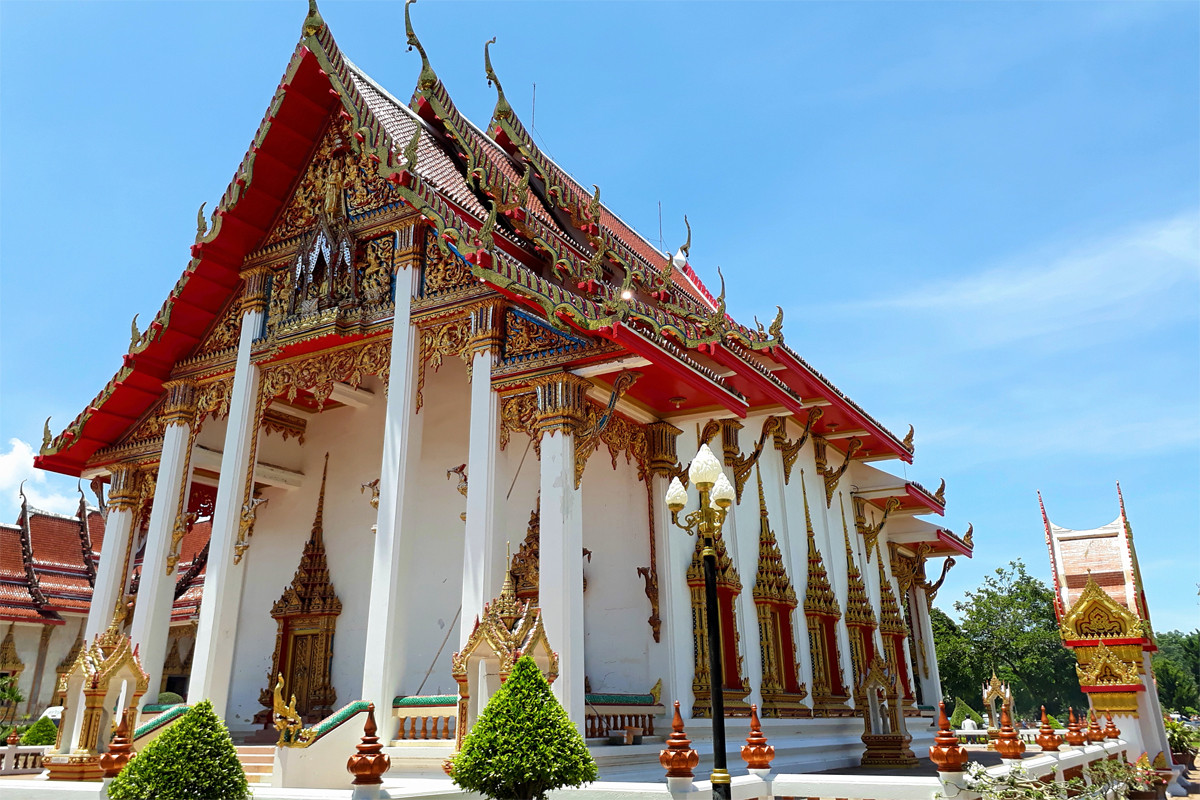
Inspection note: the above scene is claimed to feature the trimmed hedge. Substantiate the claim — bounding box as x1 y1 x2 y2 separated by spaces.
450 656 597 800
20 716 58 746
949 697 984 728
156 691 184 706
108 700 247 800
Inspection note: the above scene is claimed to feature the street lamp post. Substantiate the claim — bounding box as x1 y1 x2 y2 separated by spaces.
666 443 736 800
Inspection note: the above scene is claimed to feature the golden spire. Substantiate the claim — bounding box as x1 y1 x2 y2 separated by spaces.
404 0 436 89
484 37 511 120
310 453 329 546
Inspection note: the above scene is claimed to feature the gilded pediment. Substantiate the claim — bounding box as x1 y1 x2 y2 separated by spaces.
1060 574 1143 641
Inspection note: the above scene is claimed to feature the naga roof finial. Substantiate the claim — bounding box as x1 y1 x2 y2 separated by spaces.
302 0 325 37
768 305 784 344
680 215 692 259
129 314 141 350
484 37 512 119
195 202 208 242
403 121 421 174
41 418 52 453
404 0 435 88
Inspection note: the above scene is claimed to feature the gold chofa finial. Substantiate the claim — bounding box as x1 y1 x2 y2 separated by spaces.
41 418 52 452
129 314 141 350
485 38 511 119
405 0 433 76
195 202 208 242
679 215 692 259
302 0 325 37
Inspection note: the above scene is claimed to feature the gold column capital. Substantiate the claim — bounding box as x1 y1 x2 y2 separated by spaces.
105 464 141 512
647 421 683 477
242 266 271 314
160 379 198 427
464 299 505 358
530 372 591 435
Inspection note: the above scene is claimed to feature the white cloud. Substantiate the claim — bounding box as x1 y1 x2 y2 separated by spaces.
860 211 1199 352
0 438 80 523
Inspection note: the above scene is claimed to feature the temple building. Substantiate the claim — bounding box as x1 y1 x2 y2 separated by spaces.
1042 486 1172 764
31 1 971 770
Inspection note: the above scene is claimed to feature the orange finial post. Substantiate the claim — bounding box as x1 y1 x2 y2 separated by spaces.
5 729 18 746
1086 709 1104 743
995 701 1026 760
347 704 390 786
1066 708 1086 746
741 704 775 771
1103 712 1120 740
930 700 969 772
660 700 699 779
99 709 134 778
1036 705 1063 752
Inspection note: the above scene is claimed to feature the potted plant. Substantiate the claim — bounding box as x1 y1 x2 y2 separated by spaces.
449 656 597 800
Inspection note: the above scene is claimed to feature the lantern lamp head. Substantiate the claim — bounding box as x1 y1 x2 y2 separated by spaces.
711 473 735 509
665 476 688 512
688 443 722 489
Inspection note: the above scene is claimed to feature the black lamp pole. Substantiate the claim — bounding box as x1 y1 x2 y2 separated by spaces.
702 527 731 800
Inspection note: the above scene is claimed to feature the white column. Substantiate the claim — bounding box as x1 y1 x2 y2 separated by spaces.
188 281 266 717
533 372 590 731
459 304 502 645
648 421 693 718
361 262 422 738
129 380 197 709
913 588 942 707
84 465 138 641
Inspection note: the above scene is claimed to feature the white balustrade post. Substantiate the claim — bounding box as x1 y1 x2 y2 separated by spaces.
361 239 423 738
459 301 502 645
129 378 198 709
189 269 269 716
534 373 589 731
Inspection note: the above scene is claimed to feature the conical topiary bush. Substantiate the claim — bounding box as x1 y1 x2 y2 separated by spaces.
107 699 248 800
948 697 984 729
450 655 597 800
20 715 58 745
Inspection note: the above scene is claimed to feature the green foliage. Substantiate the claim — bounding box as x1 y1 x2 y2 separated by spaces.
950 560 1085 716
450 656 597 800
20 716 57 745
1044 713 1062 728
932 608 981 706
107 699 247 800
1155 629 1200 686
949 697 984 728
1153 655 1200 712
1165 718 1198 754
156 692 184 706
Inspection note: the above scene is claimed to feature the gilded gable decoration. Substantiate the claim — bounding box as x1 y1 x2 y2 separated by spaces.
509 501 540 602
255 455 341 726
751 467 808 717
193 291 245 360
0 624 24 679
1075 641 1141 687
420 226 475 299
1059 574 1143 641
839 495 877 693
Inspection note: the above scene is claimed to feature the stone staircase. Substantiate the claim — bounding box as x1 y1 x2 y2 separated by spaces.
235 745 274 787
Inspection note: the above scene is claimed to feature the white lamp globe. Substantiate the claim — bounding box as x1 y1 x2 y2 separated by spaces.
711 472 735 508
689 443 722 487
665 477 688 512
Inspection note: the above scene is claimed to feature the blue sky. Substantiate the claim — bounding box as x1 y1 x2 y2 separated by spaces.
1 2 1197 631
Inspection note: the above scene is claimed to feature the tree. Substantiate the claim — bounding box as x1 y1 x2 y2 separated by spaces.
1153 656 1200 712
0 676 22 725
450 656 597 800
107 700 248 800
951 560 1085 716
931 607 983 705
1156 630 1200 688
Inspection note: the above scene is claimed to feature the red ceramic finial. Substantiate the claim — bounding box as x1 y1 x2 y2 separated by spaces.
659 700 699 779
99 709 134 778
1103 712 1120 740
930 700 969 772
1086 709 1104 743
1066 708 1086 746
741 704 775 770
995 701 1026 759
346 704 390 786
1036 705 1063 752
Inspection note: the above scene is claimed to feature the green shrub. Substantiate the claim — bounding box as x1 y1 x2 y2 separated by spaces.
949 697 984 728
156 691 184 706
1045 713 1062 728
20 716 57 746
107 699 247 800
450 656 597 800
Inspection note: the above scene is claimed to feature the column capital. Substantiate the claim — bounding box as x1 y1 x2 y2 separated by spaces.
160 379 198 427
530 372 591 435
241 267 271 314
106 464 141 512
464 299 505 358
647 421 684 477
